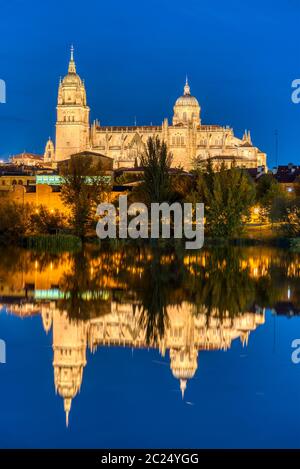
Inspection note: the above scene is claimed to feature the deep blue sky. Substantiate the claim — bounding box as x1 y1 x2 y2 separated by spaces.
0 310 300 448
0 0 300 166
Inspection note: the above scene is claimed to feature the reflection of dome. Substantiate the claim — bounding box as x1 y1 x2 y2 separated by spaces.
170 347 198 399
173 78 201 126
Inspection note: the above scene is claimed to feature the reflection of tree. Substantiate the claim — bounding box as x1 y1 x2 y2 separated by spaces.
1 244 300 327
57 249 111 320
133 247 184 345
184 248 256 319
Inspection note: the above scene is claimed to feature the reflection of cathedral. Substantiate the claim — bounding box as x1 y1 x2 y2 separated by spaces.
40 302 264 426
1 246 300 426
45 48 267 170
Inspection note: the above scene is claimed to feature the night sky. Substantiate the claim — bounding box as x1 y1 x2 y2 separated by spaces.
0 0 300 167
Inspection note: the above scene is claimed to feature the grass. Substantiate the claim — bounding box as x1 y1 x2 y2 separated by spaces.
25 234 82 252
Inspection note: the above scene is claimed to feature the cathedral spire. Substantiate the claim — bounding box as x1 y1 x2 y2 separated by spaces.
68 45 76 74
180 379 187 399
184 76 190 96
64 398 72 428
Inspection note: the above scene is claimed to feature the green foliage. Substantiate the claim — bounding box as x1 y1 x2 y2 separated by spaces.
285 206 300 236
189 161 255 238
0 202 32 242
294 176 300 197
26 234 82 252
255 174 282 206
170 174 193 202
115 172 143 185
134 136 173 205
30 206 66 234
60 155 111 239
256 174 288 222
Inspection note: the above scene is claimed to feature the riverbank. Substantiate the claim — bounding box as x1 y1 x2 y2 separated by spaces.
14 233 300 252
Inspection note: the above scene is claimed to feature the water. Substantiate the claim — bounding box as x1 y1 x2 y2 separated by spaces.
0 244 299 448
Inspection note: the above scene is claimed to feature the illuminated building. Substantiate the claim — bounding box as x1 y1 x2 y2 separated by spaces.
47 48 267 170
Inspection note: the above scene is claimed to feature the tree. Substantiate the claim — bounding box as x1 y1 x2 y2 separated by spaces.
60 155 111 239
293 175 300 198
0 201 32 242
200 161 255 238
30 205 66 234
256 174 287 222
133 136 173 205
285 206 300 236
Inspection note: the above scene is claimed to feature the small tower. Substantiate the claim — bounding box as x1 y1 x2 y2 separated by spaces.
55 46 90 162
44 137 55 163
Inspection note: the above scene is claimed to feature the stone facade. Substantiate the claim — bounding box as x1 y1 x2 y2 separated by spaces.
47 49 267 171
54 46 90 162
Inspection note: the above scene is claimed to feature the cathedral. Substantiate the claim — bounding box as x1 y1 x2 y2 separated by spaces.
44 47 267 171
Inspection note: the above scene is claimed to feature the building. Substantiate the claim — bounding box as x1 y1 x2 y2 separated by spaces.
10 152 44 167
57 150 113 175
272 163 300 195
46 47 267 171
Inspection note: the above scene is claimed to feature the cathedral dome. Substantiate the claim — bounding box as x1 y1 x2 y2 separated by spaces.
57 47 88 107
62 73 82 86
173 78 201 126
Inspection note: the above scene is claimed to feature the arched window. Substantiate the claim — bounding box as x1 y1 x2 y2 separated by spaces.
18 180 23 185
12 180 17 185
183 112 187 122
181 136 184 145
176 136 180 146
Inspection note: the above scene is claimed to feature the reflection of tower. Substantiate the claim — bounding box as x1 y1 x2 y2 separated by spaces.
52 310 87 426
41 305 53 334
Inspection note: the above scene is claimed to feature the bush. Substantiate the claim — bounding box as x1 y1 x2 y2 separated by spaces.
30 206 67 234
0 202 32 242
285 206 300 236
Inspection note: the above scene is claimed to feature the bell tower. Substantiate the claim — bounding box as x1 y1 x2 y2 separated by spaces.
55 46 90 161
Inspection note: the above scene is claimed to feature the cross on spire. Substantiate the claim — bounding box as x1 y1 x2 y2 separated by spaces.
68 45 76 74
184 76 190 95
